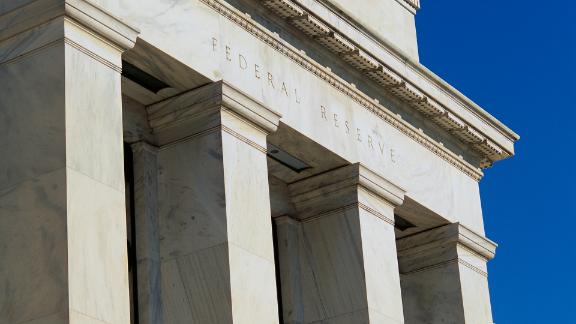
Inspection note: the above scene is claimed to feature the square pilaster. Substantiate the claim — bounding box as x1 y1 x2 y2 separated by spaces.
0 1 138 323
146 81 282 324
275 163 406 324
397 223 497 324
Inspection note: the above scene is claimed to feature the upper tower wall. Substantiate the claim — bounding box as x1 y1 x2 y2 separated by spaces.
322 0 419 60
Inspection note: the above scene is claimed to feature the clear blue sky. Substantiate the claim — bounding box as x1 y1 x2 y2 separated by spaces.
416 1 575 323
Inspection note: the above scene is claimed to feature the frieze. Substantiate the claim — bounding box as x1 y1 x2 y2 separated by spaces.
212 37 402 169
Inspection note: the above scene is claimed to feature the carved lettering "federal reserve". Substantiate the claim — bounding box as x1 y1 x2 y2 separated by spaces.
211 36 398 166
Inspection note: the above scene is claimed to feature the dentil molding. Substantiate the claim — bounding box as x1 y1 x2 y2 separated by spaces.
259 0 507 167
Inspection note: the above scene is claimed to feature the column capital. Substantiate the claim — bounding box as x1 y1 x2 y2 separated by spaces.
397 222 497 260
397 223 497 277
0 0 139 50
288 163 405 220
147 80 282 146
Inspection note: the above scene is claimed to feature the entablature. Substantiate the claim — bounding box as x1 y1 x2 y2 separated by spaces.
115 0 489 232
256 0 519 168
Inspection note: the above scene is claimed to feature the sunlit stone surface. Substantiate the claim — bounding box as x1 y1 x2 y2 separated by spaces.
0 0 517 323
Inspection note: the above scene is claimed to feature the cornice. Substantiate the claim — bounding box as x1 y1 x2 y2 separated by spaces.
0 0 139 50
202 0 485 181
258 0 515 167
64 0 139 50
302 0 518 149
404 0 420 10
397 0 420 12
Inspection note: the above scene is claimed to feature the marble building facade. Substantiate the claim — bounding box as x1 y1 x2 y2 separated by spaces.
0 0 518 323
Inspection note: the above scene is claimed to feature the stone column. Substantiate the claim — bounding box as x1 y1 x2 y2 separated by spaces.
274 216 305 324
147 81 281 324
279 163 406 323
0 1 138 323
397 223 497 324
130 142 162 324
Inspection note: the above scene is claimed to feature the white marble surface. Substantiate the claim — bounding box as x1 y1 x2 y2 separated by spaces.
66 169 130 324
65 20 132 323
359 208 403 322
459 260 493 324
65 37 126 191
